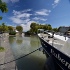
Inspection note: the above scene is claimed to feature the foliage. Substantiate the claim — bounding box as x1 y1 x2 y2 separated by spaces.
52 28 58 32
0 25 2 32
8 26 13 32
16 26 23 33
0 16 2 20
0 47 5 52
0 0 8 13
0 0 8 20
29 23 52 35
9 31 16 35
1 23 8 32
25 31 31 36
0 23 8 32
58 26 62 32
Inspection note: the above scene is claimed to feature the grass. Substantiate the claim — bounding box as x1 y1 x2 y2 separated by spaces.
0 47 5 52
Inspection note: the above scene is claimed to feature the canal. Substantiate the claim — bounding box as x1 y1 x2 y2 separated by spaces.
9 35 46 70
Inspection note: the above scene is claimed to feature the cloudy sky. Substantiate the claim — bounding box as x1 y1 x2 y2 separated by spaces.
0 0 70 31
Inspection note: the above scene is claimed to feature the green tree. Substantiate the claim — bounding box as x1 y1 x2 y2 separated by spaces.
8 26 13 32
0 0 8 20
16 26 23 34
47 24 52 30
0 17 2 20
43 24 48 30
1 23 8 32
0 25 2 32
58 26 62 32
53 28 58 32
30 23 37 29
30 23 37 34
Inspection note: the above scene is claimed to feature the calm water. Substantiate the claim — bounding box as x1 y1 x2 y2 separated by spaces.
9 35 46 70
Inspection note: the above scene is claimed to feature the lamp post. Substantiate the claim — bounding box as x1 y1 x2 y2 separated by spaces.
52 31 54 46
0 32 3 47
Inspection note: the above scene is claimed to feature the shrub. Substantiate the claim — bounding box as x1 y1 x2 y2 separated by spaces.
0 47 5 52
9 31 16 35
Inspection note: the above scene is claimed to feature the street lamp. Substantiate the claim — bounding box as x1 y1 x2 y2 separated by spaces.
0 31 3 47
52 31 55 46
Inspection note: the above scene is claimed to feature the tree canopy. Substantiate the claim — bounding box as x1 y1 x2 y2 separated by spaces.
1 23 8 32
29 22 52 34
8 26 13 32
16 26 23 33
0 0 8 20
52 28 58 32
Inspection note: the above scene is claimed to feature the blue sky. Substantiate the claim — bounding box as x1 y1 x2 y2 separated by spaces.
0 0 70 31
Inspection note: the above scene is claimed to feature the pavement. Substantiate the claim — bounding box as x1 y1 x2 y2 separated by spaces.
0 34 17 70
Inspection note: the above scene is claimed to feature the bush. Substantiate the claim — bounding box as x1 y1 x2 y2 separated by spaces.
25 31 31 36
0 47 5 52
9 31 16 35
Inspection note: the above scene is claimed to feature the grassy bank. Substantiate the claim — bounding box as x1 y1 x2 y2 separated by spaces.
0 47 5 52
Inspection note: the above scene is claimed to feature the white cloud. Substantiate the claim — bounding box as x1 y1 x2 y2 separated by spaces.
13 10 21 15
10 17 24 24
54 0 59 4
13 10 32 18
10 9 49 31
2 0 19 3
2 0 9 3
13 9 32 14
22 9 32 12
33 17 47 21
35 9 51 16
10 0 19 3
9 9 33 31
20 21 35 31
52 0 60 8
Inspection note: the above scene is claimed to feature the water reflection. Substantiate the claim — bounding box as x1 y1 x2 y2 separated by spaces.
16 37 23 45
9 36 46 70
9 36 15 44
30 36 40 48
16 53 46 70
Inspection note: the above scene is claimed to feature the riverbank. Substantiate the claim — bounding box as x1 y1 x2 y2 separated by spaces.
0 35 17 70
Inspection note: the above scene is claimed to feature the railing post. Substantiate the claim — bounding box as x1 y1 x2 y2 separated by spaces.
15 64 16 70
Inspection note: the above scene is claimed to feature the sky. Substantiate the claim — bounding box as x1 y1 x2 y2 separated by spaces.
0 0 70 31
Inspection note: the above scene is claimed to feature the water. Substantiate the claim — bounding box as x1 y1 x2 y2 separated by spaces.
9 35 46 70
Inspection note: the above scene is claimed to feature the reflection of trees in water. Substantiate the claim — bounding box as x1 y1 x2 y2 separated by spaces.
9 36 15 44
16 39 23 45
30 36 40 47
9 36 23 44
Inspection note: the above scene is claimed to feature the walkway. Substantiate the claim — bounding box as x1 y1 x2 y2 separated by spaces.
0 34 17 70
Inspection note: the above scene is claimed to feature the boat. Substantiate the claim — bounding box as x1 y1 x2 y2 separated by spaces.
38 32 70 70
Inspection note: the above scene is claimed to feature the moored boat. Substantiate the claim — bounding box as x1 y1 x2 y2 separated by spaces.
38 32 70 70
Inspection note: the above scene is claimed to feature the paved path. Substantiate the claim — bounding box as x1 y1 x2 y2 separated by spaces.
0 34 17 70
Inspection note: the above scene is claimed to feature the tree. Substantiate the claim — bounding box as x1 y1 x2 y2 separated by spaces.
58 26 62 32
48 26 52 30
0 17 2 20
8 26 13 32
53 28 58 32
1 23 8 32
30 23 37 34
43 24 48 30
16 26 23 34
0 25 2 32
47 24 52 30
0 0 8 20
30 23 37 29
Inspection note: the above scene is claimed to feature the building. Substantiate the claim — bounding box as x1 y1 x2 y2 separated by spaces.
59 26 70 35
